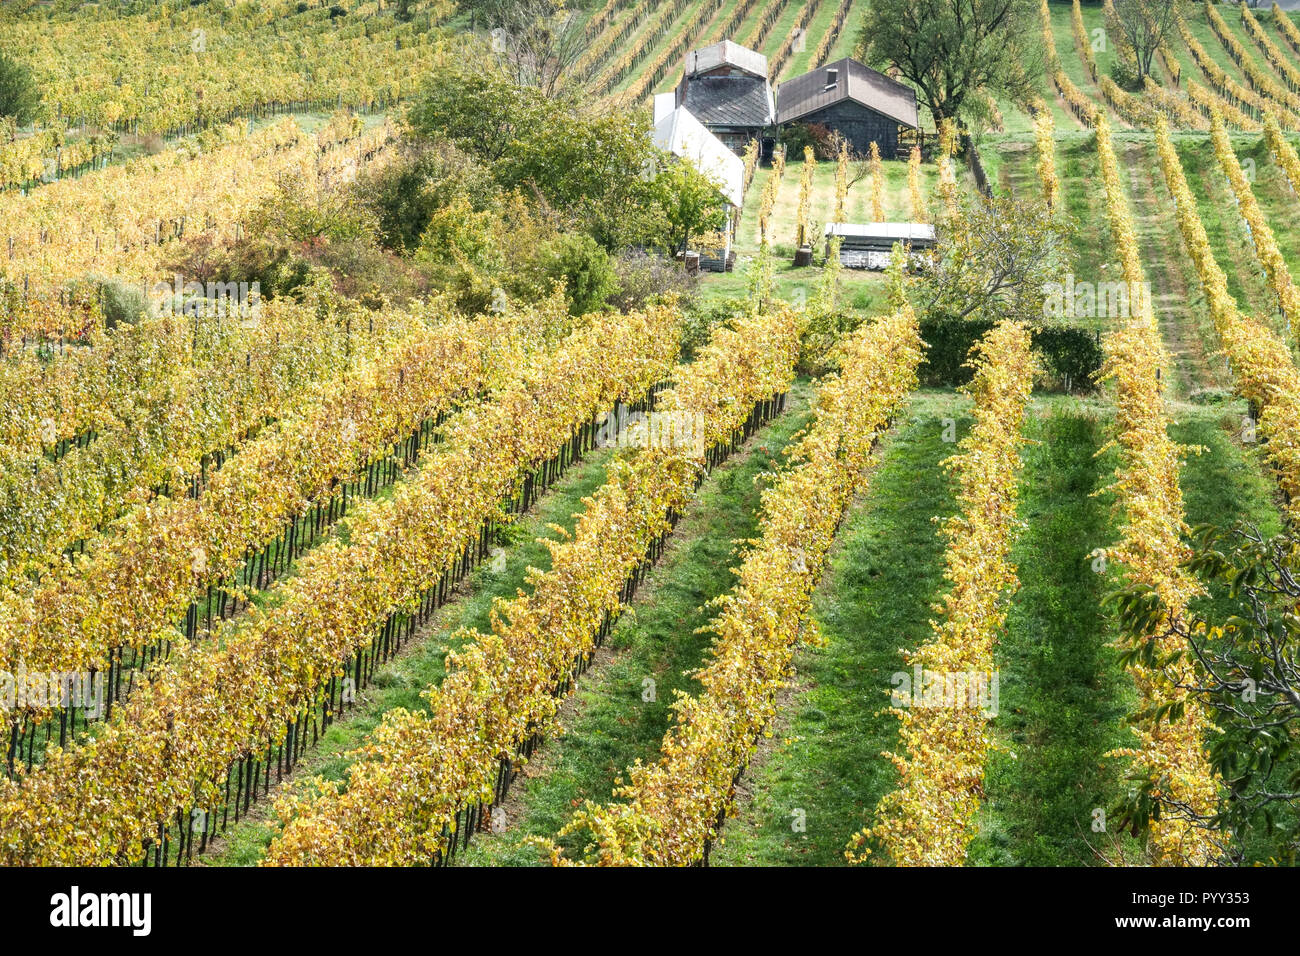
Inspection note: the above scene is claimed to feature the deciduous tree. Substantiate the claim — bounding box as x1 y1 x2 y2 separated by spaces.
0 51 39 125
914 192 1068 324
646 157 728 256
855 0 1040 128
1110 522 1300 863
1110 0 1183 83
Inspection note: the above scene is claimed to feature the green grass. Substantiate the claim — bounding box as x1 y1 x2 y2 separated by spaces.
1001 4 1297 137
1117 134 1226 396
735 0 791 51
970 408 1136 866
824 0 863 63
1173 133 1289 340
979 135 1032 198
1237 131 1300 312
780 0 843 79
1174 409 1295 865
969 403 1283 869
758 0 812 62
1175 410 1283 559
991 4 1080 135
461 382 817 865
708 401 962 865
1016 126 1225 398
1212 4 1294 93
1052 3 1111 121
1075 2 1119 84
1184 7 1252 83
735 159 941 256
1165 8 1244 94
697 255 891 319
1057 131 1120 331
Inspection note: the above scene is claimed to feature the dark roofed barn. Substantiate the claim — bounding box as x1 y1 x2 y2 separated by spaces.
672 41 776 155
777 58 919 159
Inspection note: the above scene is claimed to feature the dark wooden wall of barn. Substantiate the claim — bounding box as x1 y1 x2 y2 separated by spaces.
789 101 906 158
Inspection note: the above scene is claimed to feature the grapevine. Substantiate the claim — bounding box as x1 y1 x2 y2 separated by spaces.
0 305 682 865
1094 114 1222 866
550 301 922 867
846 320 1033 866
264 305 803 866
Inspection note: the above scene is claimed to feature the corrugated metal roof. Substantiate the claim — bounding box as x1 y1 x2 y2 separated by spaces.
651 106 746 207
825 222 937 241
777 58 919 130
683 40 768 79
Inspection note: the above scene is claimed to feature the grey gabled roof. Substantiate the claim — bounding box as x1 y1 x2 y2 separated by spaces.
680 74 775 128
777 57 919 130
682 40 768 80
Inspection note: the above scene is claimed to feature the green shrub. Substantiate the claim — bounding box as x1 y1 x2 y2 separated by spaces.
918 315 1102 391
0 51 40 125
608 251 698 312
1109 55 1140 92
354 141 497 253
534 233 616 316
779 121 836 159
1028 323 1105 391
84 278 147 329
681 296 744 361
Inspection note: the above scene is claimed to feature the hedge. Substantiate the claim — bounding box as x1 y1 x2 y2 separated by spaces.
918 315 1103 392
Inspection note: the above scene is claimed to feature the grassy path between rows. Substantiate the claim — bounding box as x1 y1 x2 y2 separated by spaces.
780 0 841 79
460 382 816 865
1233 131 1300 350
1120 135 1225 396
973 405 1280 867
971 407 1131 866
713 390 1282 867
1174 135 1284 335
1175 411 1293 865
1057 133 1115 334
709 397 960 865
